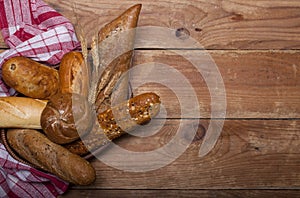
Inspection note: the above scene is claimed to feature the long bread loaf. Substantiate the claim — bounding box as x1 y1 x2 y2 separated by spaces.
7 129 96 185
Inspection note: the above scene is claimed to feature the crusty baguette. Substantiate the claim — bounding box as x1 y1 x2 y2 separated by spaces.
2 56 59 99
95 4 142 113
7 129 96 185
0 97 47 129
59 51 89 97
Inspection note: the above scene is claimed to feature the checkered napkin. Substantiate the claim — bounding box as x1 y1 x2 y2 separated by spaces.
0 0 81 96
0 144 68 198
0 0 81 197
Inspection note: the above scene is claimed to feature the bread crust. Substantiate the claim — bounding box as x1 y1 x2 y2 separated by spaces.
0 97 47 129
59 51 89 97
2 56 59 99
70 92 160 155
7 129 96 185
41 93 93 144
95 4 142 113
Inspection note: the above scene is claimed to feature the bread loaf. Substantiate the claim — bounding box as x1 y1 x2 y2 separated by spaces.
59 51 89 97
2 56 59 99
98 92 161 140
64 139 90 156
0 97 47 129
73 92 161 154
7 129 96 185
95 4 142 113
40 92 93 144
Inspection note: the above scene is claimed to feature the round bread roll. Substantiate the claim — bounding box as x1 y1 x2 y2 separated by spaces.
40 93 93 144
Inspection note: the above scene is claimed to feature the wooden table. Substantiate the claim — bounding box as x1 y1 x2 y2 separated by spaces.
1 0 300 197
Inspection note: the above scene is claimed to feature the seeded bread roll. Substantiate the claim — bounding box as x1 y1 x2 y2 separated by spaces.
70 92 161 155
7 129 96 185
40 93 93 144
98 92 161 140
2 56 59 99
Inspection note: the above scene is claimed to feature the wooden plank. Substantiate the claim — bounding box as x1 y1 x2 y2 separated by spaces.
0 49 299 118
1 0 300 49
71 119 300 189
61 189 300 198
131 50 300 118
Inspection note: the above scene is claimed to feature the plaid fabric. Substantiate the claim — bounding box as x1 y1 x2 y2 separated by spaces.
0 0 80 96
0 0 81 197
0 144 69 198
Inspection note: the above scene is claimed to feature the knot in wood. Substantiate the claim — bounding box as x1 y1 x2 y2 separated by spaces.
175 28 190 40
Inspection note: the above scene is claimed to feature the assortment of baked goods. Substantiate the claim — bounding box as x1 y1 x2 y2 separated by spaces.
0 4 161 186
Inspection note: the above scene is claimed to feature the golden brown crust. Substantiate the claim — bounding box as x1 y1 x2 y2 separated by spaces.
97 4 142 43
95 4 142 113
64 139 90 156
64 5 142 155
2 56 59 99
40 93 93 144
67 92 161 154
0 97 47 129
97 92 161 140
7 129 96 185
59 51 89 97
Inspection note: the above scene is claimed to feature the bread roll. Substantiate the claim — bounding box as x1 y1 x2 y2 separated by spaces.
59 51 89 97
2 56 59 99
0 97 47 129
40 93 93 144
7 129 96 185
98 92 161 140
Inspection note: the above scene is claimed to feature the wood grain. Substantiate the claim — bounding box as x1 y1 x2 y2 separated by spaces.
131 50 300 118
0 0 299 196
69 119 300 189
0 49 298 119
61 189 300 198
1 0 300 49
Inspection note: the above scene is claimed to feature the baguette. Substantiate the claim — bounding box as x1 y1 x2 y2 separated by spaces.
7 129 96 185
95 4 142 113
0 97 47 129
2 56 59 99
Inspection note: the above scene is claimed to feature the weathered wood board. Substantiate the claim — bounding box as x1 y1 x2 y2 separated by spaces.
0 0 299 197
1 0 300 49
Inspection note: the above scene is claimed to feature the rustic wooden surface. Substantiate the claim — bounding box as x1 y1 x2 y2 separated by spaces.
1 0 300 197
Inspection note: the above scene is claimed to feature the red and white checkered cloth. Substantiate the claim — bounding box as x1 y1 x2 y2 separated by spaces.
0 144 68 198
0 0 81 96
0 0 81 197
